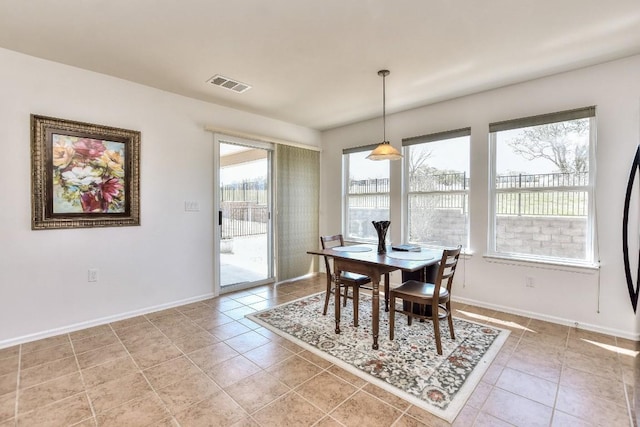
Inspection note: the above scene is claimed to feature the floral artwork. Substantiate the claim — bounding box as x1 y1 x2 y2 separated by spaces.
52 135 126 213
31 115 140 229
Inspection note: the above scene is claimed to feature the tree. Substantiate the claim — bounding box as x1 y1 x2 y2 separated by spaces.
408 146 433 181
507 119 589 173
407 147 434 192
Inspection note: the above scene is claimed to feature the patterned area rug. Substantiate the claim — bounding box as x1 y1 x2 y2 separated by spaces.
246 292 509 423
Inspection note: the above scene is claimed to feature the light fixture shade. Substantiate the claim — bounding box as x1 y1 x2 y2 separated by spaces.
366 142 403 160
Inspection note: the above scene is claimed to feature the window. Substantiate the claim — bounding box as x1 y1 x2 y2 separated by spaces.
488 107 596 265
343 145 390 241
402 128 470 249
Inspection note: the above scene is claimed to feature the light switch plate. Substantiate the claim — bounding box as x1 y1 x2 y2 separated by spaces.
184 201 200 212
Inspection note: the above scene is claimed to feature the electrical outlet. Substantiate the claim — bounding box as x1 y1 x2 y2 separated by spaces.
525 276 535 288
88 269 99 282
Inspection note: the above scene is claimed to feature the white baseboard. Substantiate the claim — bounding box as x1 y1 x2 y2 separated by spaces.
4 282 636 349
1 275 317 350
0 292 215 350
452 296 639 341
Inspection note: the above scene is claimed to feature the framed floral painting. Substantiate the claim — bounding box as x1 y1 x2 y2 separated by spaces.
31 115 140 229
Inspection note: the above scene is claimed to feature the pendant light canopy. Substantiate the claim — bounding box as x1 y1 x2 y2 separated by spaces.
367 70 403 161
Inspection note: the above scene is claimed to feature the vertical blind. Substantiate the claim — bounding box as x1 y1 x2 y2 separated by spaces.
276 144 320 281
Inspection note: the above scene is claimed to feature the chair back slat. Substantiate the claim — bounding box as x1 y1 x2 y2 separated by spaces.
432 245 462 302
320 234 345 276
321 234 344 249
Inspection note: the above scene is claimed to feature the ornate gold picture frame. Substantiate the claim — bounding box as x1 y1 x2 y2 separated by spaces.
31 115 140 229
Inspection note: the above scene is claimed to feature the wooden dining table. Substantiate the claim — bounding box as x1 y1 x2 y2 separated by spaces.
307 244 442 350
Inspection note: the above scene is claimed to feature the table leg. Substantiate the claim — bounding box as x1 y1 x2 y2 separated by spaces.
384 273 390 312
334 270 341 334
372 275 379 350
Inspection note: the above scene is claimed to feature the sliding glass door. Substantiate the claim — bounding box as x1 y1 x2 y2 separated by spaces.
214 135 274 293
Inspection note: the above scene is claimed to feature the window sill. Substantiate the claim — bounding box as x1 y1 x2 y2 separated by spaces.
483 254 600 273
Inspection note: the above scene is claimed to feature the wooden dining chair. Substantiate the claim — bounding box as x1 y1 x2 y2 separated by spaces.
321 234 372 326
389 245 462 355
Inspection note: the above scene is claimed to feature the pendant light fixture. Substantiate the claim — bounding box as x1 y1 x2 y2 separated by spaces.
367 69 403 161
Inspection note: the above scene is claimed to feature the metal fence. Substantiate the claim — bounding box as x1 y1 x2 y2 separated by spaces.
220 181 269 239
348 171 589 217
495 172 588 216
348 178 390 194
220 203 268 239
409 172 469 192
222 172 590 238
221 180 267 205
496 172 588 189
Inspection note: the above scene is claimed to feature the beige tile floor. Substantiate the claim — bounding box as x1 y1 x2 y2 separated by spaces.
0 274 635 426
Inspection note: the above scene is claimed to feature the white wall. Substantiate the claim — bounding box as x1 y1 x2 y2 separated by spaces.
321 55 640 340
0 48 320 346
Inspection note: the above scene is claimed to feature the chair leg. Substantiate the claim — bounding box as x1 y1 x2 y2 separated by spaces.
343 286 348 307
323 274 331 315
433 310 442 355
353 286 359 327
447 302 455 340
389 294 395 340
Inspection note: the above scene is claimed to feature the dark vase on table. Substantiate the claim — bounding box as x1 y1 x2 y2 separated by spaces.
372 220 390 254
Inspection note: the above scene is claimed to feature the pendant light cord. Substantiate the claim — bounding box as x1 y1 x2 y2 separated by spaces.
382 72 386 143
378 69 390 144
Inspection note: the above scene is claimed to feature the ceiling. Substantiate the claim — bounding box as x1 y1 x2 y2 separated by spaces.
1 1 639 131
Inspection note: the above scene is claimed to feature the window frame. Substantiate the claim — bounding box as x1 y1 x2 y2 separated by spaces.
402 127 471 251
342 144 390 243
487 107 598 267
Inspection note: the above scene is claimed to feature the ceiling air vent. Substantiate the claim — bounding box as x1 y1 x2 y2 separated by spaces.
206 75 251 93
